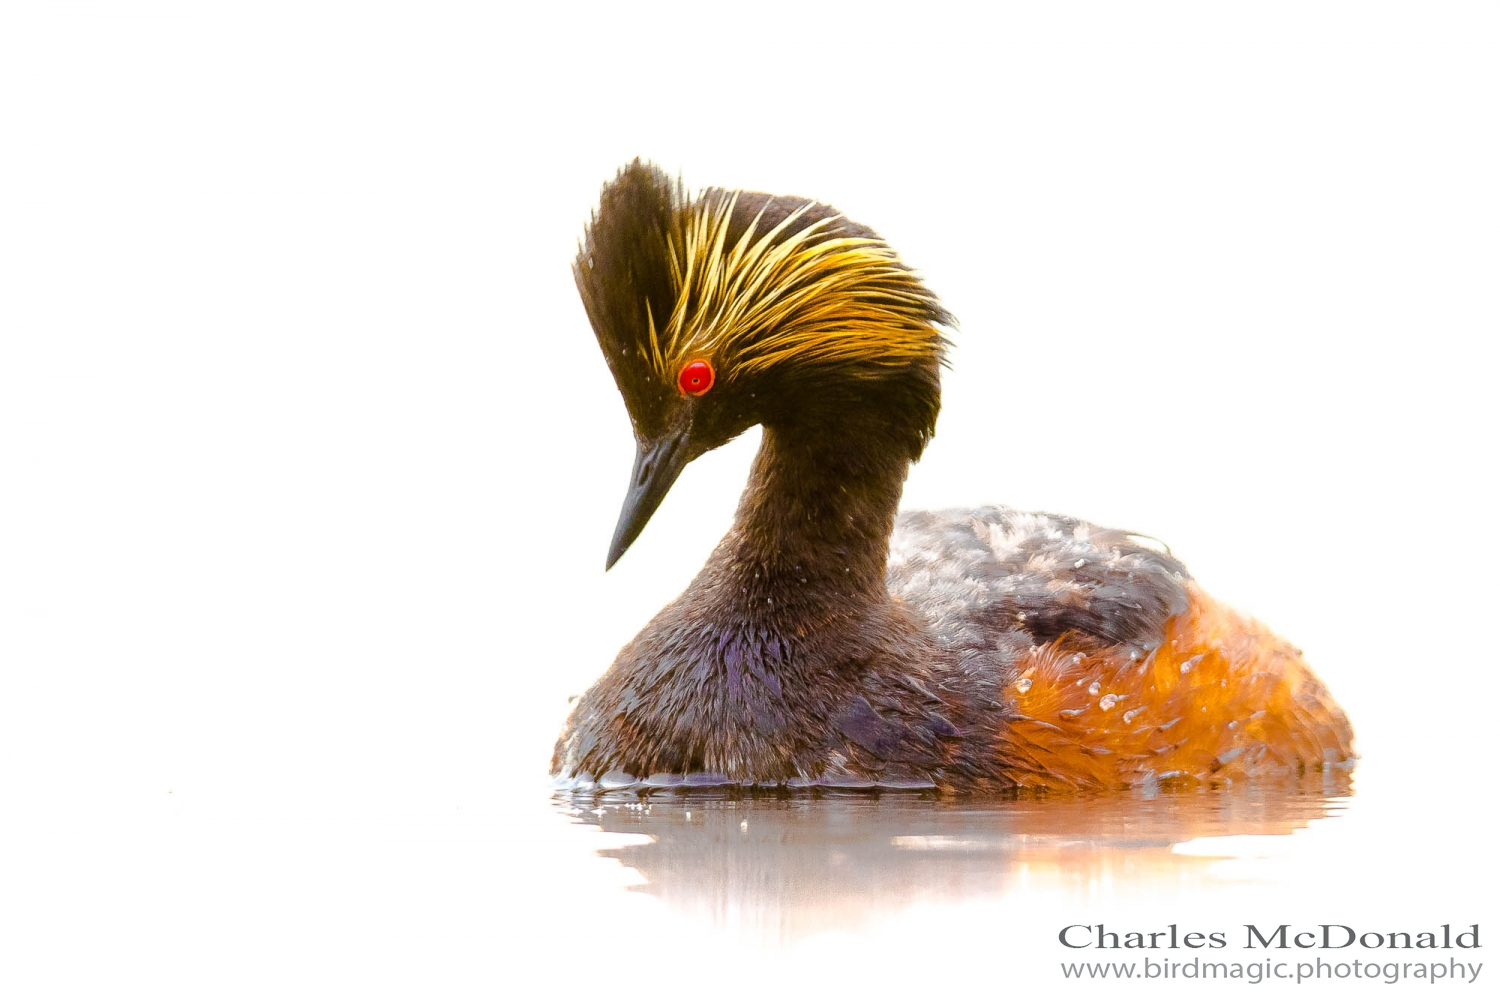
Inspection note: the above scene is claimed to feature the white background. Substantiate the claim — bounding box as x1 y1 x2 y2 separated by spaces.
2 2 1497 996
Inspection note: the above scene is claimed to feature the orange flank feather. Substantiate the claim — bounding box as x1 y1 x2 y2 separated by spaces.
1000 584 1354 791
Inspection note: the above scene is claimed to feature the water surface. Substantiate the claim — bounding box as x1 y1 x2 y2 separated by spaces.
555 772 1354 946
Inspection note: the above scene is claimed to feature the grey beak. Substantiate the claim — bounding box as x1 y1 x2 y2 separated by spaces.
605 429 692 569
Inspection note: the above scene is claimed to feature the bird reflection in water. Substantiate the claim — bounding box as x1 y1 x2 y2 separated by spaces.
555 773 1351 943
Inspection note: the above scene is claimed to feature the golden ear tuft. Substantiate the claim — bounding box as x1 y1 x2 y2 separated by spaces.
646 194 946 384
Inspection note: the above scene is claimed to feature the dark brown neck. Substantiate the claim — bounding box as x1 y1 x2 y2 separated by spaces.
552 377 943 781
696 397 928 628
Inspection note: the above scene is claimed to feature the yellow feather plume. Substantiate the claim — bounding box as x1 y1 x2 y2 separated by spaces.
646 193 946 383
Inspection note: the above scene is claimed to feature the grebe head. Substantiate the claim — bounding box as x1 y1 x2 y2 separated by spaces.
575 160 951 568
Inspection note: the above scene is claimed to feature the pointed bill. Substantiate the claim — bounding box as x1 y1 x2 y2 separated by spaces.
606 428 693 569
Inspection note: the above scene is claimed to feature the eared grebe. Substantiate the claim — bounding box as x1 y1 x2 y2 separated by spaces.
553 161 1353 793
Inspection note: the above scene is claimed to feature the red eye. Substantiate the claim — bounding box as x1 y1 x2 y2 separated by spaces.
677 359 715 397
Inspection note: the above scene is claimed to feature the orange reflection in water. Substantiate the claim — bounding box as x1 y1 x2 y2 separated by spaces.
555 771 1352 945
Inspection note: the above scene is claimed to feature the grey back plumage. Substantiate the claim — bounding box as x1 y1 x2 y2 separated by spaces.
888 507 1189 653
